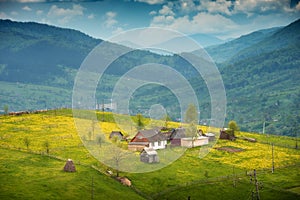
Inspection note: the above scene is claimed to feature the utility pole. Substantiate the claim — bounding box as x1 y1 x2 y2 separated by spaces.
233 165 236 188
102 99 104 122
91 176 94 200
272 143 275 173
250 169 261 200
254 169 260 200
262 121 266 135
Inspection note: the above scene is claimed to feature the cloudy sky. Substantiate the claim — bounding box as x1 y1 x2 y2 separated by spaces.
0 0 299 40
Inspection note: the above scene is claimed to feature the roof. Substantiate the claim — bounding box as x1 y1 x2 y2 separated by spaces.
128 142 149 145
142 147 157 155
147 132 167 142
170 128 186 139
206 133 215 137
131 129 167 143
109 131 123 138
139 129 160 137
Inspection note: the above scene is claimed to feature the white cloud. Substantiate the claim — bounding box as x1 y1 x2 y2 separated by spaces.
17 0 45 2
233 0 294 15
104 11 118 28
88 13 94 19
11 11 18 16
135 0 165 5
22 6 32 11
199 0 233 15
149 10 157 15
112 27 124 35
47 4 84 24
179 0 197 13
152 14 175 25
36 10 43 15
159 5 175 16
151 12 238 36
0 12 8 19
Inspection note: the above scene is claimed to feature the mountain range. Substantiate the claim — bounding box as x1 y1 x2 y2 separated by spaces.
0 19 299 136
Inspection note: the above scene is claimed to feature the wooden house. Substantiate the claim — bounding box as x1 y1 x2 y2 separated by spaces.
169 128 186 146
140 147 159 163
128 129 167 151
109 131 124 140
181 136 209 148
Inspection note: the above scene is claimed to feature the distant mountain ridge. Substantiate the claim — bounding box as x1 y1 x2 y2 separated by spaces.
189 33 224 47
205 27 281 63
229 19 300 63
0 19 101 85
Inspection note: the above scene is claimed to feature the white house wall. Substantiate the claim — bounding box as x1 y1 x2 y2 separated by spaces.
149 140 167 150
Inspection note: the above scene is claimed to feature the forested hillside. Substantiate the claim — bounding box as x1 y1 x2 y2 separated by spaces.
0 19 299 136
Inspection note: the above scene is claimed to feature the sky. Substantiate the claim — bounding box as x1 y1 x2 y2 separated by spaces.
0 0 299 40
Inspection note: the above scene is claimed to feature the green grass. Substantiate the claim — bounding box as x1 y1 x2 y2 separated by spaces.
0 148 144 200
0 109 299 199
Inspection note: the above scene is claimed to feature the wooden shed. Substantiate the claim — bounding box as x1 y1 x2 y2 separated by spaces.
219 129 236 141
205 133 216 141
109 131 124 140
170 128 186 146
140 147 159 163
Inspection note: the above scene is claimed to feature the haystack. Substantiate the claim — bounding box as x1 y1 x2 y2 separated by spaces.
63 159 76 172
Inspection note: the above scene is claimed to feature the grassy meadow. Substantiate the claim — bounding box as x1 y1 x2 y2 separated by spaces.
0 109 299 199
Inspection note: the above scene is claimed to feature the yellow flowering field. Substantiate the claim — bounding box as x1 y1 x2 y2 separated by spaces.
0 109 299 172
206 138 300 170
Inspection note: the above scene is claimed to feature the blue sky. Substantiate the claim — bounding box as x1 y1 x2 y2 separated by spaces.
0 0 299 40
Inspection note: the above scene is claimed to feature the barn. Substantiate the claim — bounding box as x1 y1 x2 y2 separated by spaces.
169 128 186 146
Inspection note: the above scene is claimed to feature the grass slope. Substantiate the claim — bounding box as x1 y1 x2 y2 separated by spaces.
0 148 144 200
0 109 299 199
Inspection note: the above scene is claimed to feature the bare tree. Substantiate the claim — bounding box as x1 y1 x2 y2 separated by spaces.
109 145 128 177
3 105 8 115
44 140 50 154
24 137 30 151
96 135 103 147
91 120 97 140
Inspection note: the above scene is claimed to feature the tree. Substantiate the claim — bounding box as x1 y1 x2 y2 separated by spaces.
228 120 239 135
185 104 198 124
91 120 97 140
136 114 145 130
185 104 198 139
88 131 92 141
24 137 30 150
164 114 172 128
96 135 103 147
204 170 209 179
44 140 50 154
110 146 128 177
3 105 8 115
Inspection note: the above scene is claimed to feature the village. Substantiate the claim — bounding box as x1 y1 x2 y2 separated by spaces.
108 127 222 164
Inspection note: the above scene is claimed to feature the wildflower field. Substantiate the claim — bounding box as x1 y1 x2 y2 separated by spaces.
0 109 299 199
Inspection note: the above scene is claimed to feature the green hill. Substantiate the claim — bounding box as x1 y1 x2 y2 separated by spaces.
220 19 300 135
0 19 299 136
0 110 299 199
205 27 280 63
